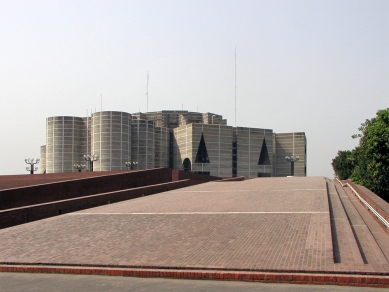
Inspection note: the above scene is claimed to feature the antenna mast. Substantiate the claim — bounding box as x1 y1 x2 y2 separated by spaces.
86 109 89 155
235 46 237 127
146 72 149 112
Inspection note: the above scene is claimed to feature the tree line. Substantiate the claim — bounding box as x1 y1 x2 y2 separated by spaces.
332 108 389 200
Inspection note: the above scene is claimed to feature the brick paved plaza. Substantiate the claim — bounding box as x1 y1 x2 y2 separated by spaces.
1 176 389 286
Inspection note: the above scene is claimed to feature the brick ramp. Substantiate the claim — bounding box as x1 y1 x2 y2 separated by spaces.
2 177 389 287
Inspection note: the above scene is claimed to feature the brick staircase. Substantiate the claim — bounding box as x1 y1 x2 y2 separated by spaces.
327 178 389 273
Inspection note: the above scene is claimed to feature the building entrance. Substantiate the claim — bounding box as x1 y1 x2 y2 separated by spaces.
183 158 191 172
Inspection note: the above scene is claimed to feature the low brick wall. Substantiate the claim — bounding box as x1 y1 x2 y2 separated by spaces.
0 168 226 229
1 266 389 288
0 171 125 190
0 168 173 210
0 180 194 229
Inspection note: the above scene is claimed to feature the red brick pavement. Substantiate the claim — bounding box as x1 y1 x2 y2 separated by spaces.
79 177 328 214
1 177 389 287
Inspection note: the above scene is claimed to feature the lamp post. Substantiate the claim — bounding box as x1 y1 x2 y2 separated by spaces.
125 161 138 170
84 154 99 172
25 158 40 174
74 164 86 172
285 155 299 176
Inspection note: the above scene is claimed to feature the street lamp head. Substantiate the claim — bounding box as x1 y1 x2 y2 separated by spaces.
25 158 39 165
84 154 99 162
74 163 86 169
285 155 299 162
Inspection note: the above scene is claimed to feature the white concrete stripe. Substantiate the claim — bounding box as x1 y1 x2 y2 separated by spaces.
171 189 326 193
71 211 329 215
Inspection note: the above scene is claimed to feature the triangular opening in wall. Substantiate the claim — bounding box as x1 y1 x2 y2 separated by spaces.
195 133 210 163
258 138 271 165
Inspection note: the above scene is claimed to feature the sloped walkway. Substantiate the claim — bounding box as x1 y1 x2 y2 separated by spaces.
1 177 389 287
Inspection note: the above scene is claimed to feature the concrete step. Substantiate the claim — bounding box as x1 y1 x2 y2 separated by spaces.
326 179 364 265
340 184 389 264
335 184 388 265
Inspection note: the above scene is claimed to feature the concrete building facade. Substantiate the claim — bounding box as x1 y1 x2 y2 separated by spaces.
130 119 155 170
92 111 132 171
45 116 89 173
41 110 307 178
173 123 233 177
273 132 307 177
233 127 274 178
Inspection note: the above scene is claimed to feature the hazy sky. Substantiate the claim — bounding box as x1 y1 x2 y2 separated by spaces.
1 0 388 177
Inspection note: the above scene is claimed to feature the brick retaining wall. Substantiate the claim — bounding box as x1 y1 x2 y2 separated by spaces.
0 180 195 229
0 169 173 210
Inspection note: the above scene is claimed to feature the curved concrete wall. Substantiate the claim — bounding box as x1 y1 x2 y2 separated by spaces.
91 111 132 171
154 126 169 168
131 120 155 170
40 145 46 174
46 116 87 173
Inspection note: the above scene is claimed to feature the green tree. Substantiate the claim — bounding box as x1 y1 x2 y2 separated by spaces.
332 150 354 180
351 108 389 199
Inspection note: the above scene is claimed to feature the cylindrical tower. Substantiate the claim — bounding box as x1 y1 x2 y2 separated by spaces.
81 116 92 164
91 111 132 171
131 119 155 170
154 126 169 168
40 145 46 174
46 116 86 173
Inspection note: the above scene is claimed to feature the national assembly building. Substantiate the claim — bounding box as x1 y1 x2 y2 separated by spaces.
40 110 307 178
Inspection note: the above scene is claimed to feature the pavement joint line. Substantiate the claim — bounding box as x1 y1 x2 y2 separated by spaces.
71 211 330 215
